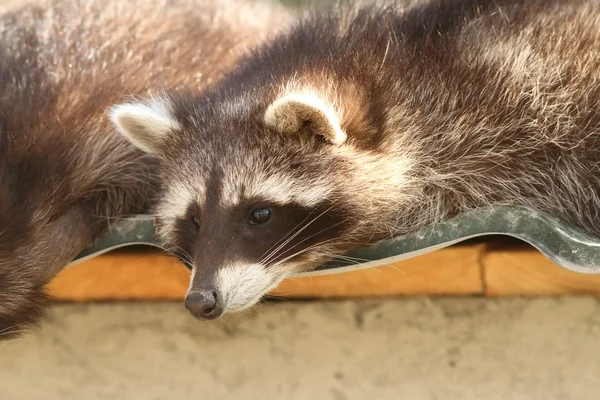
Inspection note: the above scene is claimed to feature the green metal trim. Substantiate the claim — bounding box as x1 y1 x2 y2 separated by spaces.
69 216 164 267
68 205 600 276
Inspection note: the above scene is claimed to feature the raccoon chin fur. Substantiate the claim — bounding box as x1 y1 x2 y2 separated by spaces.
0 0 293 339
113 0 600 319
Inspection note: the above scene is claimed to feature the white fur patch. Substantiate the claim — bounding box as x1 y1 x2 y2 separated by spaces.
156 179 204 242
109 97 180 155
220 169 332 209
215 263 286 311
265 91 347 145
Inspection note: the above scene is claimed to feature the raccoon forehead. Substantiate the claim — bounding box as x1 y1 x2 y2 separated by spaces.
220 169 333 209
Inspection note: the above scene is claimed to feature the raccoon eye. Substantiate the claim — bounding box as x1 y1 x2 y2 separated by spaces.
190 216 200 231
249 208 271 225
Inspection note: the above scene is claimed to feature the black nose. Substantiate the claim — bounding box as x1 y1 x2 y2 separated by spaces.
184 290 223 320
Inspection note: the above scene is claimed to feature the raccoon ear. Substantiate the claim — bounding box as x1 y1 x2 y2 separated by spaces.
264 92 347 145
109 100 180 155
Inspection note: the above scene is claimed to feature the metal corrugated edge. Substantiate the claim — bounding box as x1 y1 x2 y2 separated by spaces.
68 205 600 276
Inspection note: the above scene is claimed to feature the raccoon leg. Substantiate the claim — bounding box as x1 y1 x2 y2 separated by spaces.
0 205 102 340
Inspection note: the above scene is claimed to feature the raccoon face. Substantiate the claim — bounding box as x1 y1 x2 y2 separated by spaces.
110 89 396 320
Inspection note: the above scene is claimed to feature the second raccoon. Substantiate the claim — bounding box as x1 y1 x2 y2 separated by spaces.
0 0 292 338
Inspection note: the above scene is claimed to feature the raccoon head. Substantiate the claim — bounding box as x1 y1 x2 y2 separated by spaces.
110 87 413 320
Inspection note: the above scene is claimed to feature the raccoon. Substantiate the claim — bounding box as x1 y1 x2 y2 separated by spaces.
112 0 600 321
0 0 292 338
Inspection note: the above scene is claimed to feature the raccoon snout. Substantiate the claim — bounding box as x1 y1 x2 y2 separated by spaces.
184 290 224 320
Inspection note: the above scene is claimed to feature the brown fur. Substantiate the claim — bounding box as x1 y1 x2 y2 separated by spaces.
113 0 600 318
0 0 292 338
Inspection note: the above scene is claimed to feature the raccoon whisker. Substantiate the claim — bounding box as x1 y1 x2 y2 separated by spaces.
174 248 195 267
313 251 404 274
213 312 239 332
165 243 194 267
328 252 373 263
327 253 387 273
260 204 337 265
319 253 371 264
269 238 340 269
383 263 406 275
178 255 194 267
260 298 294 312
168 252 193 268
312 253 361 266
240 304 261 322
266 219 349 266
316 252 385 271
176 247 194 263
258 208 321 263
320 251 406 275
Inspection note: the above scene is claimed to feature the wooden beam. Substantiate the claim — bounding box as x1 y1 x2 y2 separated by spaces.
272 244 485 298
48 244 485 301
482 244 600 296
49 250 189 301
50 241 600 300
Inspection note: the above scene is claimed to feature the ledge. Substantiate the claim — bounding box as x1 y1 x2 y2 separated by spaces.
70 205 600 276
50 241 600 301
53 205 600 300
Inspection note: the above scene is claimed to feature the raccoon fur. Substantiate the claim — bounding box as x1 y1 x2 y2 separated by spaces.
112 0 600 320
0 0 292 338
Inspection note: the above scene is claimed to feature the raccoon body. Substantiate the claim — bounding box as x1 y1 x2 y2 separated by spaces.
0 0 292 337
113 0 600 320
